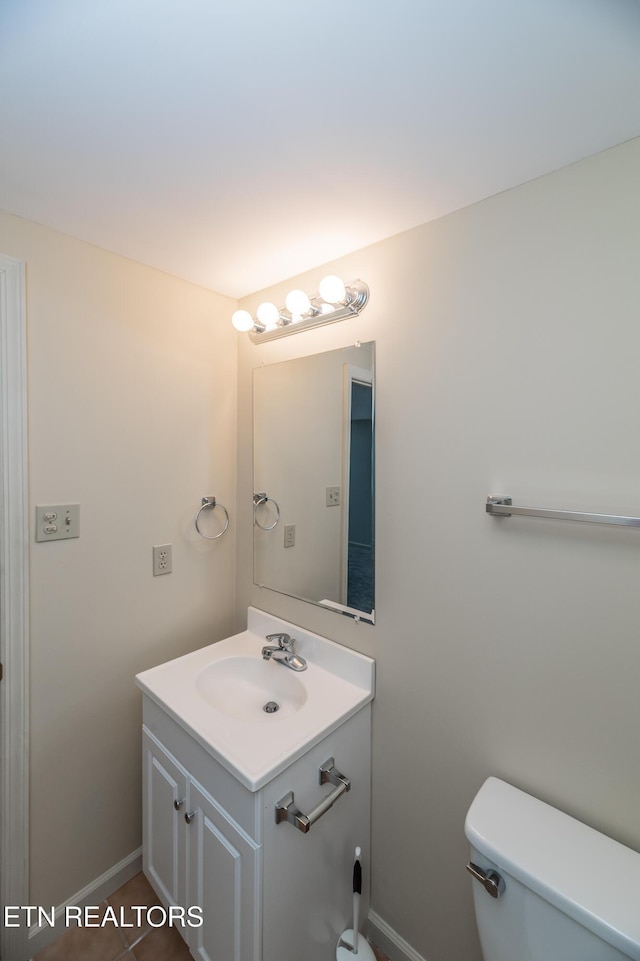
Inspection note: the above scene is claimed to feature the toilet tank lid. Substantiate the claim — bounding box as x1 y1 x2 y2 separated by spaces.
465 777 640 960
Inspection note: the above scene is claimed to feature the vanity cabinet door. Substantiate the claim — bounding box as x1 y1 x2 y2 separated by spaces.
142 727 188 911
186 779 261 961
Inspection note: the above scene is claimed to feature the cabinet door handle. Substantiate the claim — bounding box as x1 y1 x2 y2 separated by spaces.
174 798 185 811
185 810 197 824
275 757 350 834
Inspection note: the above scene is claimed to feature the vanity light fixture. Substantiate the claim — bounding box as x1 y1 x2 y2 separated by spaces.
231 276 370 343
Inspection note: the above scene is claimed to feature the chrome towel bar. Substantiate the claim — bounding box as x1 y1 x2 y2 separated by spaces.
486 495 640 529
275 758 350 834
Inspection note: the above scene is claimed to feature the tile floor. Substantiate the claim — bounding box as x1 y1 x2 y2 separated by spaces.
33 872 390 961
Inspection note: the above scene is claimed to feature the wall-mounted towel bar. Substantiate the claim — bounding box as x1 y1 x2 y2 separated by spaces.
486 495 640 529
275 757 350 834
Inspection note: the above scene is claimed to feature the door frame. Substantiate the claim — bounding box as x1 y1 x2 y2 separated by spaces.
0 253 30 961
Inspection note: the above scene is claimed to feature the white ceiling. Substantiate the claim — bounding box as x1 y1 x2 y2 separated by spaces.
1 0 640 299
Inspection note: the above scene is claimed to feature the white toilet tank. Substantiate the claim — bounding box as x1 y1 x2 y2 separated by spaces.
465 778 640 961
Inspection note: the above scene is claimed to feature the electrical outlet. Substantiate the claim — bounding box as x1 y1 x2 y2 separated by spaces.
284 524 295 548
153 544 172 576
326 486 341 507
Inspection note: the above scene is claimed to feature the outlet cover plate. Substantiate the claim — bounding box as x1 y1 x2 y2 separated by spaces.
153 544 172 576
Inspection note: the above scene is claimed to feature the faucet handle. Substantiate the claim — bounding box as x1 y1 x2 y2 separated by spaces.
265 632 292 650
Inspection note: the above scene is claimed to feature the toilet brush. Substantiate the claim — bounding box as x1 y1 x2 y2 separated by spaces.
336 847 376 961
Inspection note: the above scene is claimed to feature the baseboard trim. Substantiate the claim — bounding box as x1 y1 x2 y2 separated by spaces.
27 848 142 958
368 909 427 961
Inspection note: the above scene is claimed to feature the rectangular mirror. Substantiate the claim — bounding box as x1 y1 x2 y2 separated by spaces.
253 342 375 623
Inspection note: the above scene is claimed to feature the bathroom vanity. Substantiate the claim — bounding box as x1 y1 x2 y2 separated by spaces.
136 608 375 961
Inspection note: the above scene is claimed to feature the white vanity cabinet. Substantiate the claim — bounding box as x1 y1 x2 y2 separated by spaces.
142 706 261 961
141 695 371 961
137 608 375 961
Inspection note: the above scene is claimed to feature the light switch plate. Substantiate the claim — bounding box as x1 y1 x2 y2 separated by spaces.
35 504 80 542
326 486 341 507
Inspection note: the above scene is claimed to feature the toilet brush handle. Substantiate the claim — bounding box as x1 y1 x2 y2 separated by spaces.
352 893 360 955
352 847 362 954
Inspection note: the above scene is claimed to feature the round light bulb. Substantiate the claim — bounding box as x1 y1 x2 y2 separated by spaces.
231 309 254 332
256 301 280 329
319 274 346 304
285 289 311 316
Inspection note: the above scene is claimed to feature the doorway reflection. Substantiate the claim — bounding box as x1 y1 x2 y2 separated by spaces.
347 379 374 612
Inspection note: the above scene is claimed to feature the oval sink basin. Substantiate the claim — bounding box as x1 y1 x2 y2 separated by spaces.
195 656 307 721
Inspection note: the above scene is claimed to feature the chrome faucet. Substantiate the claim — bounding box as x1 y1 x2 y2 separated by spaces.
261 632 307 672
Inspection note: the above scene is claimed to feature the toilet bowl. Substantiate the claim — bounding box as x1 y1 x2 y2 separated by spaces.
465 777 640 960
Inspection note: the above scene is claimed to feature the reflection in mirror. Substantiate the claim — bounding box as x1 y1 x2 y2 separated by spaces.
253 342 375 622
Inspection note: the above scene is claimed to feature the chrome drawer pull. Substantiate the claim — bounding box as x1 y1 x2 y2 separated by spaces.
275 758 350 834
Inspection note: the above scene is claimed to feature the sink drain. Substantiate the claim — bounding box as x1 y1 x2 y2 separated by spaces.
263 701 280 714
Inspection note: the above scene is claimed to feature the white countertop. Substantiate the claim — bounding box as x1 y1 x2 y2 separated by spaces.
136 607 375 791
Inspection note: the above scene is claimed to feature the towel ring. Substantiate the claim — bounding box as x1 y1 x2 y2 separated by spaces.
195 496 230 539
253 492 280 531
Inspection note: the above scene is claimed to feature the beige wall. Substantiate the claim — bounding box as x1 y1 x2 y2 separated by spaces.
0 210 238 908
235 137 640 961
